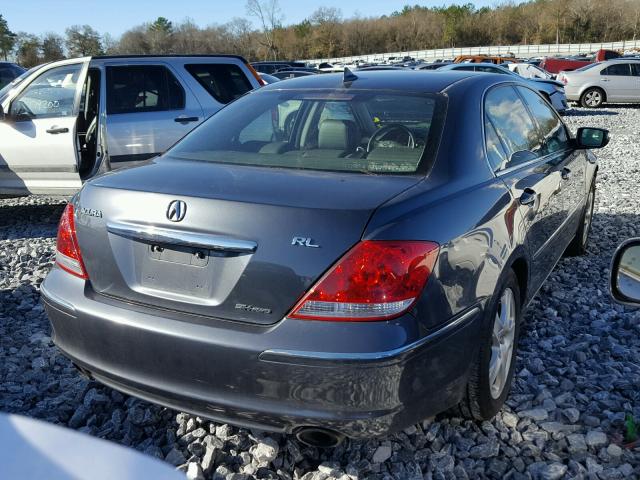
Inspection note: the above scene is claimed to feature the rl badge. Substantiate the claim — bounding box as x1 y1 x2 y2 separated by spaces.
291 237 320 248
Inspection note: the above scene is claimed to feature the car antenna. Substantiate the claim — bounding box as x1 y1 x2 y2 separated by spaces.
343 67 358 84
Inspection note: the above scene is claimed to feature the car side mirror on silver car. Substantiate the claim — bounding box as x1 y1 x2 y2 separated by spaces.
610 239 640 305
576 127 610 149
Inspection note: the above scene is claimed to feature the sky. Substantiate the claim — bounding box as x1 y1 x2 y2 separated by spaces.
3 0 494 37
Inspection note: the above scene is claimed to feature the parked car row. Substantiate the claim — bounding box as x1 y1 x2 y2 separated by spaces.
5 50 636 200
437 63 569 114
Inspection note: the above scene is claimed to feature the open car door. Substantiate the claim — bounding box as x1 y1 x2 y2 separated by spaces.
0 57 89 196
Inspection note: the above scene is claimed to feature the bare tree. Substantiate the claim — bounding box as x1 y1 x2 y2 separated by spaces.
246 0 283 60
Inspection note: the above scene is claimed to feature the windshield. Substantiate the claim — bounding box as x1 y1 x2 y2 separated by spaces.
0 65 41 103
167 89 445 174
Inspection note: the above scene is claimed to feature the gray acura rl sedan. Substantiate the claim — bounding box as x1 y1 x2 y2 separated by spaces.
42 70 608 447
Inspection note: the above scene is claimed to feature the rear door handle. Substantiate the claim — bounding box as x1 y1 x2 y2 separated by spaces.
561 167 571 180
174 116 199 123
520 188 537 206
600 78 610 82
46 126 69 134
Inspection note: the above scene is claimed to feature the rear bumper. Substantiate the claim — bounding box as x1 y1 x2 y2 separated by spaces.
42 268 483 438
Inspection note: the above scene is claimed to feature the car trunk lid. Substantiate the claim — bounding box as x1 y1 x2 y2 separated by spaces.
75 159 422 325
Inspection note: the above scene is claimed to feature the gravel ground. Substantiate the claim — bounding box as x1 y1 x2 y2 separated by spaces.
1 106 639 479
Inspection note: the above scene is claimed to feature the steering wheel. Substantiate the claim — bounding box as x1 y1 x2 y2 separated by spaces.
367 124 416 153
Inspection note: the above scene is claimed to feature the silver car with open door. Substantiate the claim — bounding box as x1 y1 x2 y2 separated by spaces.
0 55 262 196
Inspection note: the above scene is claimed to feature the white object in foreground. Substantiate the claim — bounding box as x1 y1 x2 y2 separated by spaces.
0 413 185 480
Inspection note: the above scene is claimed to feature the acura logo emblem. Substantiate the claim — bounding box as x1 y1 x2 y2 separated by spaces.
166 200 187 222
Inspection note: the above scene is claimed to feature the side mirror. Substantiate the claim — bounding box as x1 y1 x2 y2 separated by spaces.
576 127 610 149
0 104 4 121
610 238 640 305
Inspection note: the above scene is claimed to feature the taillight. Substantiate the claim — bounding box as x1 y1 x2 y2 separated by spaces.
246 63 266 86
56 204 89 279
289 240 439 322
559 75 568 85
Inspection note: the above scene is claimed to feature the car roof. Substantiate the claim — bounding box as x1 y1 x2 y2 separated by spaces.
259 70 482 93
91 54 248 62
444 62 508 69
600 58 640 63
251 61 296 65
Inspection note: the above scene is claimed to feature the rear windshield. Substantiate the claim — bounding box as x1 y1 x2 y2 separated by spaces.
166 89 445 174
575 62 601 72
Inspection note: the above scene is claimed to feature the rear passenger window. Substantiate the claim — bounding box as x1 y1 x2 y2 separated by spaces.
106 65 185 114
484 86 541 170
601 64 631 76
516 86 569 156
185 64 253 104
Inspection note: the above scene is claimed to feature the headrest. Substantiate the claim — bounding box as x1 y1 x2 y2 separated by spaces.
318 119 358 151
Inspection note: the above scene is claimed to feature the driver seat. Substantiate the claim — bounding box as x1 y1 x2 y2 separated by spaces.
313 119 360 157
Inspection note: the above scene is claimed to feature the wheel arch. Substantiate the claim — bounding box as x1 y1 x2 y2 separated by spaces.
580 85 607 103
510 255 529 308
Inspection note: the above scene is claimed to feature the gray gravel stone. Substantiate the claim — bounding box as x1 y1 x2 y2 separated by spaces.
249 437 279 465
372 445 392 463
586 430 608 448
519 408 549 421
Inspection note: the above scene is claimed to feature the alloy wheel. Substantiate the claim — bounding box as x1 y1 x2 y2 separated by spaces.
489 288 516 399
584 90 602 107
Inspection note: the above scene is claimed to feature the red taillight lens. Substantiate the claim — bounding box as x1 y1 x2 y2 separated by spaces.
56 204 88 279
289 240 439 322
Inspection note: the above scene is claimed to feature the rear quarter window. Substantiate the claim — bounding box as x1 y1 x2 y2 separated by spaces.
185 64 253 104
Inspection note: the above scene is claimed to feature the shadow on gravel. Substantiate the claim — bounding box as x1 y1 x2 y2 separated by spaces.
566 109 619 117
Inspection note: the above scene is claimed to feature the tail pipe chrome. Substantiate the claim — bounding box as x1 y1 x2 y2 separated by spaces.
294 427 345 448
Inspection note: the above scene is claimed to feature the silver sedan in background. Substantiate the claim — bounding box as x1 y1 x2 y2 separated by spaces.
558 59 640 107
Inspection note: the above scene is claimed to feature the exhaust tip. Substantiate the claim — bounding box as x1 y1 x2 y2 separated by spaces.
295 427 344 448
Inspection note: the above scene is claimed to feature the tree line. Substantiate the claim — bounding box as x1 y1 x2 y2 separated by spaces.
1 0 640 67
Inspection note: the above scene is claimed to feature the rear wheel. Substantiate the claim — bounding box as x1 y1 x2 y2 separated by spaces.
580 88 605 108
457 270 521 420
565 180 595 256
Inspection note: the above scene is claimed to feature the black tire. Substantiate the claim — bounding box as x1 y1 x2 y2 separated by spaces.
565 180 596 256
580 87 605 108
457 269 521 421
